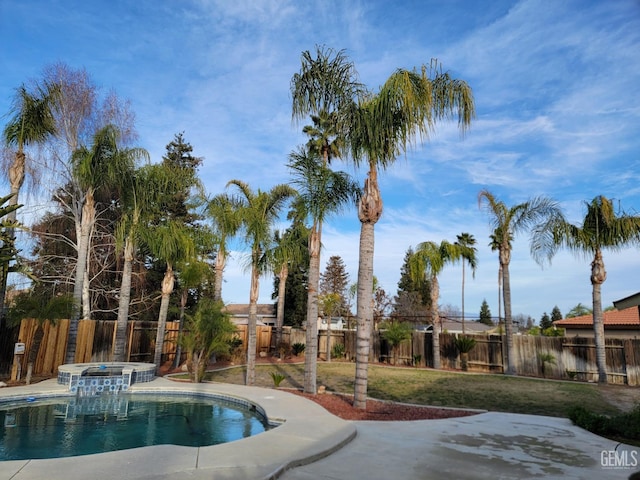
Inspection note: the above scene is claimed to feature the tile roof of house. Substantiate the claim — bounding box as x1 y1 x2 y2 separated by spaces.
553 306 640 327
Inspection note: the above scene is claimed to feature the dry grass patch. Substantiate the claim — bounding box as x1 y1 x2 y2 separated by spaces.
204 362 629 418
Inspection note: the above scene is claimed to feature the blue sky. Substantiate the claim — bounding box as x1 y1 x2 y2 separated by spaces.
2 0 639 321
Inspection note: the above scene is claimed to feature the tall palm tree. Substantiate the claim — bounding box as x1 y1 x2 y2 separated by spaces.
66 125 146 363
2 81 59 314
287 147 359 393
478 189 564 375
227 180 296 386
294 53 474 409
206 193 242 302
112 164 170 362
142 220 196 373
531 195 640 383
455 233 477 334
409 240 472 369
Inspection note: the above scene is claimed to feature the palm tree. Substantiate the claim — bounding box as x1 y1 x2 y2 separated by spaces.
112 164 171 362
2 81 59 314
66 125 146 363
206 193 242 302
173 257 213 369
178 298 236 383
227 180 296 386
142 220 196 373
455 233 477 334
293 51 474 409
478 189 564 375
303 109 344 165
531 195 640 383
409 240 471 369
287 147 359 393
267 221 308 351
319 292 342 362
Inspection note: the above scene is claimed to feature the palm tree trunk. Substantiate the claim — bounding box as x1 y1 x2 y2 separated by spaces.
498 264 502 326
113 236 134 362
502 259 517 375
174 289 188 368
353 166 382 410
591 249 607 383
354 221 375 409
431 275 441 369
214 250 225 302
304 224 321 394
275 265 288 352
326 315 332 363
154 264 175 373
245 262 260 386
461 261 466 335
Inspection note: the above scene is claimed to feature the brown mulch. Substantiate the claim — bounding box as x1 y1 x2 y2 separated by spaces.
288 390 479 421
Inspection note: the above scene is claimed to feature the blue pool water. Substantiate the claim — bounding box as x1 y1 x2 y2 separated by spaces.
0 393 273 460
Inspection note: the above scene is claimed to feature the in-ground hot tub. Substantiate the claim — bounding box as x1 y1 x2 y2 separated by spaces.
57 362 156 394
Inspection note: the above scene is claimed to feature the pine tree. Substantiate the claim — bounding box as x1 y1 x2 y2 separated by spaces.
551 305 563 321
393 247 430 320
319 255 350 315
161 132 203 224
479 299 493 325
540 312 552 330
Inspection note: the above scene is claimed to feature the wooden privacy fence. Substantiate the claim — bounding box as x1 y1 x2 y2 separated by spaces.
11 318 273 378
9 318 640 386
338 330 640 386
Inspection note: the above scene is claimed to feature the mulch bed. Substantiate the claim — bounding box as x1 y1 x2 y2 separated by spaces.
288 390 479 421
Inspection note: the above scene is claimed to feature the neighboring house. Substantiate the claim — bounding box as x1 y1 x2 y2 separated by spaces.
613 291 640 310
553 305 640 340
223 304 276 327
318 317 345 330
415 319 495 335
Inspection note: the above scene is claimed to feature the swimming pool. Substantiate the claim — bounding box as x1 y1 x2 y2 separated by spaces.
0 393 274 461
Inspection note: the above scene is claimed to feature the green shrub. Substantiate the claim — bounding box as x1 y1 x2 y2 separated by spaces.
269 371 286 387
331 343 346 359
568 404 640 444
292 342 306 356
413 354 422 367
453 336 477 353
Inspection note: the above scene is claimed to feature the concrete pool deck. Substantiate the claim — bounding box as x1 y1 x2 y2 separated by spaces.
1 377 638 480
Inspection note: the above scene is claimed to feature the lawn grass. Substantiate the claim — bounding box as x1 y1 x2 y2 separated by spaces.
202 362 629 418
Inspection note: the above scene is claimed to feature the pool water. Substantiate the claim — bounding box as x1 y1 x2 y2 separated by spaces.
0 393 273 460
